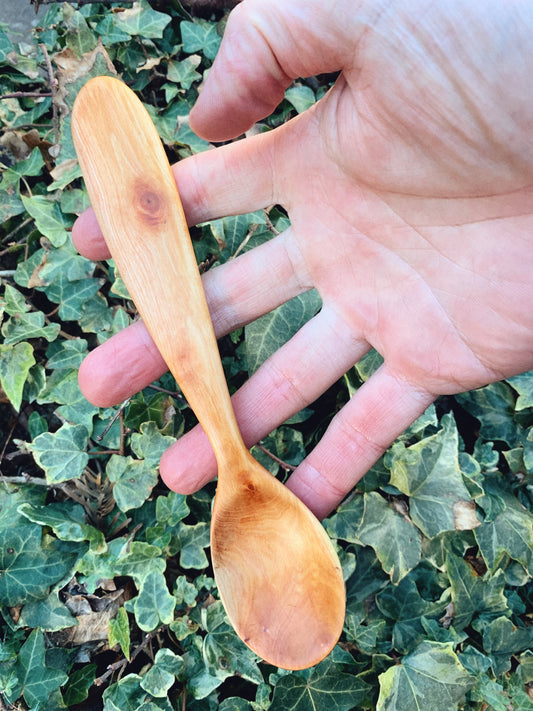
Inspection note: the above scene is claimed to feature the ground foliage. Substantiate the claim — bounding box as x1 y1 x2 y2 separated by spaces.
0 2 532 709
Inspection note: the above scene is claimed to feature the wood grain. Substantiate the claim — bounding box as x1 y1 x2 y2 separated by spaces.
72 76 345 669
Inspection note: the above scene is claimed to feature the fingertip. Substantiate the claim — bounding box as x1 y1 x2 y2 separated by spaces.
72 208 111 261
78 349 118 408
159 428 217 494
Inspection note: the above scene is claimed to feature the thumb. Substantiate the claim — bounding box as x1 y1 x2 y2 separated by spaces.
189 0 360 141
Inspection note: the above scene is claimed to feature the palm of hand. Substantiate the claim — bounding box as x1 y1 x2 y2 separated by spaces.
74 2 533 515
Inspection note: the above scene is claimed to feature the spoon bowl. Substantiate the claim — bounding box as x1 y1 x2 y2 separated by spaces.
72 75 345 669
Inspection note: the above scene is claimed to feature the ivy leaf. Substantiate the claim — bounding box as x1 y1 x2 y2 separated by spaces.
377 641 474 711
2 283 30 314
376 575 445 654
18 501 106 552
167 54 202 90
0 524 76 606
2 310 60 345
63 6 97 58
507 371 533 410
15 629 68 709
475 616 533 676
245 290 322 374
0 341 35 411
285 85 316 114
18 590 76 632
106 454 159 512
181 19 222 60
28 423 89 484
201 602 262 687
270 659 371 711
176 521 210 569
140 649 183 697
43 274 101 321
37 367 98 432
209 211 267 261
130 421 177 468
113 0 171 38
356 492 421 584
129 569 176 632
102 672 173 711
46 338 88 369
156 491 190 527
108 607 131 660
445 553 510 631
456 382 519 446
62 664 98 707
388 414 479 538
21 194 70 247
474 475 533 573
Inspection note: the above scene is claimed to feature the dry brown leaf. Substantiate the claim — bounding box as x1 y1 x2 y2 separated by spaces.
452 500 480 530
52 39 117 116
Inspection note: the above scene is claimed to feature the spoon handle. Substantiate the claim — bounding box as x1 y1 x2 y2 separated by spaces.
72 76 243 463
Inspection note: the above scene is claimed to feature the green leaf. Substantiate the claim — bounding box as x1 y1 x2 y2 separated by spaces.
176 521 210 569
474 475 533 573
245 290 322 374
167 54 202 89
357 492 421 584
130 420 177 468
21 194 70 247
285 85 316 114
140 648 183 697
16 629 68 709
376 575 445 654
106 454 159 512
19 501 106 552
181 19 221 60
445 553 510 631
456 382 519 446
0 524 76 605
479 615 533 658
388 414 479 538
2 309 60 345
18 591 76 632
507 370 533 410
201 602 262 687
377 641 474 711
102 672 173 711
113 0 171 38
270 659 371 711
37 367 98 432
130 569 176 631
62 663 97 707
156 491 190 526
44 274 101 321
0 341 35 411
28 423 89 484
46 338 88 369
108 606 131 660
64 6 97 58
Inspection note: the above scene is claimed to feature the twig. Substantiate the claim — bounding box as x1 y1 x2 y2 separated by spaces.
94 624 169 687
231 223 258 260
255 444 297 472
0 92 53 100
32 0 135 4
1 217 33 246
0 474 50 487
95 398 131 442
38 43 59 144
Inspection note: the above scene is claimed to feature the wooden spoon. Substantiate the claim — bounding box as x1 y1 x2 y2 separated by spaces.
72 76 345 670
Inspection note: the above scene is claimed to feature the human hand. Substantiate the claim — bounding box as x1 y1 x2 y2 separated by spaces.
73 0 533 519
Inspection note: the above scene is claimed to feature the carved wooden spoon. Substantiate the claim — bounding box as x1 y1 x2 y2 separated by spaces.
72 76 345 670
